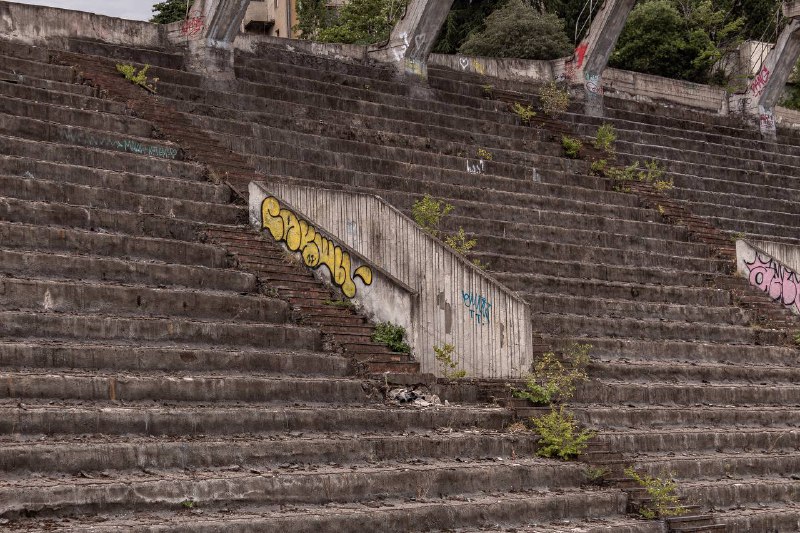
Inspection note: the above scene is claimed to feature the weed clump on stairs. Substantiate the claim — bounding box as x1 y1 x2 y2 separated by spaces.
371 322 411 353
116 63 158 93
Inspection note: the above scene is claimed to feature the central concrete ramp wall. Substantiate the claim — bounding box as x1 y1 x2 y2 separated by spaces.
249 182 533 379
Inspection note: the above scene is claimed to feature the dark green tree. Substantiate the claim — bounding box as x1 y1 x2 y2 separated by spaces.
295 0 334 39
316 0 408 44
433 0 504 54
458 0 572 60
151 0 193 24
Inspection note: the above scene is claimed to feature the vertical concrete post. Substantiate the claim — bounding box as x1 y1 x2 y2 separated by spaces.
373 0 456 78
178 0 251 78
735 18 800 139
563 0 636 117
203 0 252 46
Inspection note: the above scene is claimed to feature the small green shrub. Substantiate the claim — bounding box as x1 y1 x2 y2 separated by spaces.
593 123 616 153
116 63 157 93
539 81 570 117
585 466 610 485
324 299 354 309
412 195 453 239
624 467 687 519
481 84 495 99
590 159 607 176
531 405 594 460
372 322 411 353
476 148 493 161
180 499 195 509
512 101 537 124
561 135 582 159
512 343 591 405
637 160 673 191
793 331 800 346
434 342 467 379
444 227 477 255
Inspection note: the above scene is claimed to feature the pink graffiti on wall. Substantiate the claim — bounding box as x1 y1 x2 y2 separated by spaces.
180 11 205 36
745 253 800 314
749 66 770 97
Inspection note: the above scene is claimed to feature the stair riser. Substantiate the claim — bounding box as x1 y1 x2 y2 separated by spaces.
636 455 800 481
590 363 800 383
0 250 257 293
0 313 321 351
0 55 75 83
0 80 125 114
598 430 800 454
532 298 747 325
0 278 287 322
0 343 349 376
682 481 800 511
570 407 800 429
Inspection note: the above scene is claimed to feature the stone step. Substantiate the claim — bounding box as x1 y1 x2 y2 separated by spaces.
0 275 287 322
0 94 153 138
632 452 800 481
0 489 628 532
0 69 94 97
0 430 537 475
682 197 800 231
0 221 229 268
0 134 205 181
0 402 512 437
0 248 256 293
680 476 800 511
576 379 800 406
527 294 748 325
0 311 321 350
548 336 797 366
669 182 800 217
568 405 800 429
0 76 125 115
0 174 242 225
0 54 75 84
0 154 231 204
66 38 185 70
537 313 778 345
711 505 800 533
700 214 800 243
596 427 800 454
0 340 349 376
590 360 800 384
0 369 371 404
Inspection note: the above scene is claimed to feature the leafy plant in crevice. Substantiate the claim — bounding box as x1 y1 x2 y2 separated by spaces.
116 63 158 93
607 160 673 192
434 342 467 379
793 331 800 347
511 101 537 124
593 123 616 153
624 467 687 519
538 81 570 118
324 299 354 309
481 84 495 99
590 159 608 176
561 135 582 159
476 148 493 161
372 322 411 353
412 195 479 260
530 405 595 460
151 0 193 24
512 343 592 405
315 0 408 45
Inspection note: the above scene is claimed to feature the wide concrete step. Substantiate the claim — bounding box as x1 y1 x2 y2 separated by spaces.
0 276 286 322
700 214 800 243
0 93 153 138
0 402 512 436
0 369 370 403
712 505 800 533
0 340 348 376
682 195 800 229
597 427 800 454
537 313 778 345
0 134 204 181
681 476 800 511
0 431 536 476
0 68 94 97
1 489 628 532
66 38 186 70
0 221 230 268
576 379 800 406
548 336 797 365
633 452 800 481
0 174 242 225
0 53 75 84
0 311 320 350
670 182 800 217
0 248 256 293
590 360 800 384
569 405 800 429
0 154 230 204
528 294 748 325
0 77 125 115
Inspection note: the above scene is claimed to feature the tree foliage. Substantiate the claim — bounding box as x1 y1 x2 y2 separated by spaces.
295 0 334 39
151 0 192 24
313 0 408 44
458 0 572 60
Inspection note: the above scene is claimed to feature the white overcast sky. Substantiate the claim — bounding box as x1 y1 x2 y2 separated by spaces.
11 1 157 21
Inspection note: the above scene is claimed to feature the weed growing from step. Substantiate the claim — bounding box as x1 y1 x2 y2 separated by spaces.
476 148 493 161
530 405 594 460
324 299 354 309
512 102 537 124
607 160 672 192
412 195 480 262
116 63 158 93
512 343 591 405
561 136 582 159
481 84 495 99
180 499 195 509
793 331 800 346
538 81 570 117
590 159 607 176
624 467 687 519
593 123 616 153
371 322 411 353
584 466 610 485
434 343 467 379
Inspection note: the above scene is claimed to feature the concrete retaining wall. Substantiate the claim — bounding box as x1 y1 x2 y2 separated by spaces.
250 181 533 379
603 68 730 114
429 53 556 83
736 239 800 316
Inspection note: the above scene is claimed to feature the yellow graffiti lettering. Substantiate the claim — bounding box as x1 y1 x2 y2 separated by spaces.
260 196 374 298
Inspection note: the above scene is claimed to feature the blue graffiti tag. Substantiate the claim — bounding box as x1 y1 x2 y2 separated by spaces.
461 290 492 325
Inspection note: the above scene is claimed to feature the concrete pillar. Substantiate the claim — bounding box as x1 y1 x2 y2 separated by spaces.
371 0 456 78
562 0 636 116
203 0 252 45
735 18 800 139
177 0 251 78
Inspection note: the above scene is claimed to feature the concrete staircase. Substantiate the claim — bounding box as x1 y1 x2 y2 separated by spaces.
1 31 799 530
0 38 656 532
